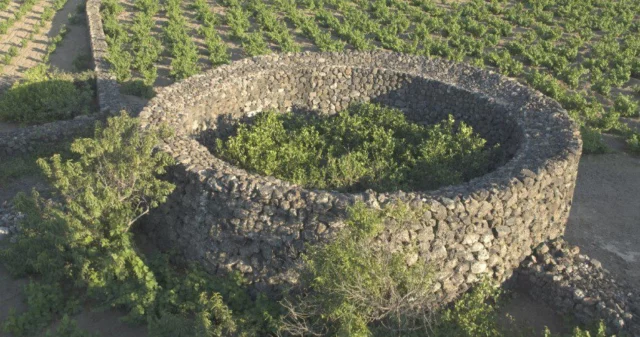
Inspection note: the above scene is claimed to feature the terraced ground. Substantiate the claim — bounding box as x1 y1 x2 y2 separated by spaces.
104 0 640 154
0 0 90 88
0 0 92 132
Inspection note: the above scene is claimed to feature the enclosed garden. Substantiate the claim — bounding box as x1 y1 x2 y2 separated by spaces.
140 51 582 302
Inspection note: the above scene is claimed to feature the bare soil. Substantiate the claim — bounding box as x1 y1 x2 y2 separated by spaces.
564 150 640 291
48 0 91 73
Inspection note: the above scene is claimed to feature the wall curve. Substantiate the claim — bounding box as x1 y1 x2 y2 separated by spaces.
140 51 582 302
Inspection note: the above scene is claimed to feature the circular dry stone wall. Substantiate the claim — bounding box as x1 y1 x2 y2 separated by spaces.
140 52 582 301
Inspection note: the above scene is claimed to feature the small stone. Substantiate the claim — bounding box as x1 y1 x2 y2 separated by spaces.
316 223 327 234
476 249 490 261
396 230 411 243
471 262 487 274
0 226 9 241
536 243 549 256
470 242 484 252
569 246 580 255
591 259 602 269
493 226 511 238
462 233 480 245
441 197 455 209
612 318 624 330
480 234 493 244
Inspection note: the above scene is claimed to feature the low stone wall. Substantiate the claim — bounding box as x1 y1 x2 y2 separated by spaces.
0 0 123 157
140 52 582 302
0 117 96 156
86 0 126 114
514 239 639 335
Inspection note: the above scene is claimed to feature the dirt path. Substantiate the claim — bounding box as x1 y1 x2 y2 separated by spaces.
47 0 90 72
0 0 84 92
564 151 640 291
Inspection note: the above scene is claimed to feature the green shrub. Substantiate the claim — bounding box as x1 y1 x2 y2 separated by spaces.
44 315 96 337
280 201 435 336
120 79 156 99
1 112 279 336
627 133 640 154
613 94 639 117
0 65 94 124
432 281 502 337
216 103 499 192
72 53 93 72
1 113 175 334
581 126 609 154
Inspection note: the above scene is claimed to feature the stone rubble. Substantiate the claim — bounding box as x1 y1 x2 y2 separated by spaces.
514 239 640 335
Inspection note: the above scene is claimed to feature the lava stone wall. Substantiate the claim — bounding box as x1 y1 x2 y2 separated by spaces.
140 52 582 301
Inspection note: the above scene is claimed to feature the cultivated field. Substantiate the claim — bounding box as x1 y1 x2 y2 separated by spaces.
103 0 640 153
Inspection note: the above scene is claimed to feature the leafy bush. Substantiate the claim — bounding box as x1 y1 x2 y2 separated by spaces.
432 281 502 337
1 113 279 336
72 53 93 72
627 133 640 154
613 94 639 117
121 79 156 99
164 0 201 79
581 126 609 154
215 103 499 192
1 112 175 335
0 65 94 124
280 201 435 336
44 316 96 337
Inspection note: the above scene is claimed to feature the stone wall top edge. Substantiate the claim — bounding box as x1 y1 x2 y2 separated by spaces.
141 52 581 203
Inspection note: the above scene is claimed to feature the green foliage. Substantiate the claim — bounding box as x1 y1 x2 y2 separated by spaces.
130 6 163 85
0 142 70 185
165 0 201 79
276 0 345 52
627 133 640 154
1 113 279 337
242 31 270 57
249 0 300 53
613 94 639 117
1 113 174 335
120 79 156 99
485 50 524 76
0 65 94 124
146 256 280 337
73 53 93 72
432 281 502 337
280 201 435 336
193 0 231 65
216 103 498 192
45 316 97 337
3 282 73 335
0 0 40 36
545 322 609 337
581 126 609 154
316 8 374 51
